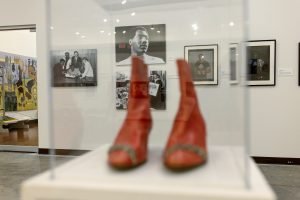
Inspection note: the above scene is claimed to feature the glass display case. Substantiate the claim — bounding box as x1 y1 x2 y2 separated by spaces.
21 0 276 200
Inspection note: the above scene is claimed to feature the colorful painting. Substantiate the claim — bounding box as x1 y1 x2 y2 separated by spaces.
0 51 37 111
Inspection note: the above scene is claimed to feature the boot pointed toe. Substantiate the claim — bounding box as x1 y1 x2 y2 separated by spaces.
108 151 134 169
164 150 206 170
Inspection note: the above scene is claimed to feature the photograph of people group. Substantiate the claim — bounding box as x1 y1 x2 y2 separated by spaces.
116 70 166 110
115 24 166 66
51 49 97 87
115 72 130 110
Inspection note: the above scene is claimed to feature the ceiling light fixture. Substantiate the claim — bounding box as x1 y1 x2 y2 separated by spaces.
75 32 80 35
131 12 136 16
122 30 126 34
103 19 108 22
192 23 198 31
229 21 235 27
81 35 86 39
116 19 120 23
121 0 127 5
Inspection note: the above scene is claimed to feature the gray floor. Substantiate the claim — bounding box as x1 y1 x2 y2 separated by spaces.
0 152 74 200
259 164 300 200
0 152 299 200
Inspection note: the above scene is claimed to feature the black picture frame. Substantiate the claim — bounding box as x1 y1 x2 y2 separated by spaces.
184 44 218 85
246 40 276 86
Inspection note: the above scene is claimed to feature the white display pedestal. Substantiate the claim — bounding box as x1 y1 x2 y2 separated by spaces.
21 145 276 200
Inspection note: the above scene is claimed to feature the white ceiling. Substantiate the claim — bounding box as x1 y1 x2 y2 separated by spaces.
96 0 206 11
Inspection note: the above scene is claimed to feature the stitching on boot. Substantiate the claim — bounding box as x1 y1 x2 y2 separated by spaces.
165 144 207 161
109 144 138 165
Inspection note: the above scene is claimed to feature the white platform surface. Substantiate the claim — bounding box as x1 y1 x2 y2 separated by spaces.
1 110 38 125
21 145 276 200
6 110 38 121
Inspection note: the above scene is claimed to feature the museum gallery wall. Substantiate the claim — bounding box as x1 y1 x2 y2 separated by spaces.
4 0 294 162
47 0 246 151
49 25 279 151
0 51 37 111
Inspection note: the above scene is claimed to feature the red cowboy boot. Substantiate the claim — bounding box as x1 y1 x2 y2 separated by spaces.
108 57 152 169
163 59 207 170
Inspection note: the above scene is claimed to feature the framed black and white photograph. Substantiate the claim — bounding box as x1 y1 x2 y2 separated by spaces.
149 70 166 110
230 43 239 84
116 71 130 110
184 44 218 85
116 70 166 110
51 49 97 87
115 24 166 66
247 40 276 86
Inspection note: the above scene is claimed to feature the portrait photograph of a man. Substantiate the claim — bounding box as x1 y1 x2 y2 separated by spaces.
51 49 97 87
184 45 218 85
115 24 166 66
246 40 276 86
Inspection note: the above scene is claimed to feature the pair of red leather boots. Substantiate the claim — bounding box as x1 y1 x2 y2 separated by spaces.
108 57 207 170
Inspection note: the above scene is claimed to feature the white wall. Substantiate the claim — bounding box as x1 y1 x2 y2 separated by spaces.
248 0 300 158
0 30 36 57
1 0 299 158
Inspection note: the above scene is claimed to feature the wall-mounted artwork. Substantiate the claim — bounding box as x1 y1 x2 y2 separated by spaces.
116 70 166 110
115 24 166 66
230 43 239 84
184 44 218 85
51 49 97 87
149 70 166 110
0 51 37 111
116 71 130 110
247 40 276 86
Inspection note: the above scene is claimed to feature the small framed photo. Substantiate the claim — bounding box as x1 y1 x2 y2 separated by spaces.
115 70 166 110
246 40 276 86
51 49 97 87
184 44 218 85
230 43 239 84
